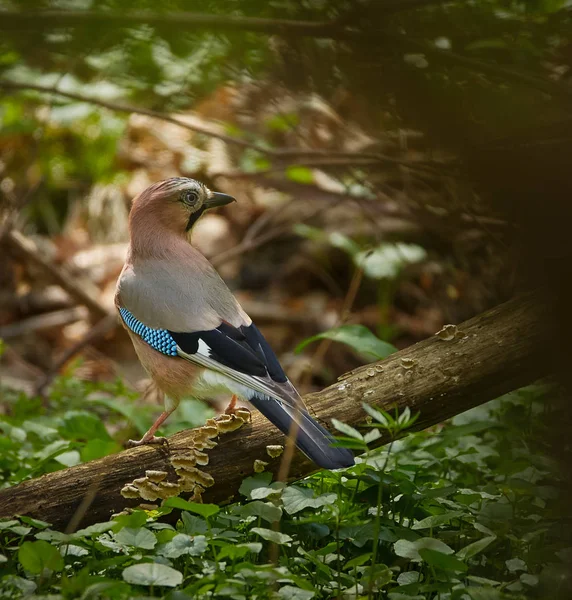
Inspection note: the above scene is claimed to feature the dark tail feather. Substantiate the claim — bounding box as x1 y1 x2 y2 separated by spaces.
249 394 355 469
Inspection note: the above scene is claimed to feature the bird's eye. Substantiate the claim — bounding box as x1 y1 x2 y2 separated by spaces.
182 190 199 205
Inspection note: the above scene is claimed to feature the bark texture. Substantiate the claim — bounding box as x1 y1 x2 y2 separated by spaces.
0 294 550 531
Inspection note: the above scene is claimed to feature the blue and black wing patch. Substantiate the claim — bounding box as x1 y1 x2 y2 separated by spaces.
119 307 178 356
169 322 287 383
119 306 286 383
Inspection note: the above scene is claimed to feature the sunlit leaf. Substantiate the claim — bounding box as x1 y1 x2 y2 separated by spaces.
251 527 292 545
122 563 183 587
295 324 396 360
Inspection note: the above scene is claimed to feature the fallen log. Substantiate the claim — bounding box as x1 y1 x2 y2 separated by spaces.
0 294 549 530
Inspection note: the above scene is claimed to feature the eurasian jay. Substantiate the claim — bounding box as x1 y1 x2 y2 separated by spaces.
115 177 354 470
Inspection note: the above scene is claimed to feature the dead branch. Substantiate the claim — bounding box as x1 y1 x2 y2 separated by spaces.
0 294 549 530
0 307 88 339
3 230 109 319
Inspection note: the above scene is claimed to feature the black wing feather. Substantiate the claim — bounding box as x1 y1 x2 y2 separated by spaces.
168 322 286 382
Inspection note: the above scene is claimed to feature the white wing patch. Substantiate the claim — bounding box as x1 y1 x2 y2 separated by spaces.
176 344 285 403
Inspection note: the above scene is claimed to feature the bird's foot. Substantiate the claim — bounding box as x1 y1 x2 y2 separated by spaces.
223 395 251 422
126 436 169 448
224 394 239 415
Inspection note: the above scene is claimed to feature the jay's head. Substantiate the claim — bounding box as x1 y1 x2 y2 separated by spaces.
131 177 235 235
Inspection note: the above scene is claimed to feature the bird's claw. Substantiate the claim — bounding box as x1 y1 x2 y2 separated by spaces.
126 436 169 448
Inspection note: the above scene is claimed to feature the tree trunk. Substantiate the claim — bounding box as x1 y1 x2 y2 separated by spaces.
0 294 549 531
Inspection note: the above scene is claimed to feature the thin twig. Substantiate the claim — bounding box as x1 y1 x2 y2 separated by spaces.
0 307 88 339
0 80 455 172
4 229 109 319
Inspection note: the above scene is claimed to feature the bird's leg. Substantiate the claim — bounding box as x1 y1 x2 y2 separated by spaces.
224 394 251 421
224 394 239 415
127 396 179 447
126 409 174 447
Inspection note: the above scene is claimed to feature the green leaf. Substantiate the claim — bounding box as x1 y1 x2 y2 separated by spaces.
18 540 64 573
411 511 463 530
181 512 208 535
286 165 313 184
397 571 421 585
418 548 468 572
457 536 496 559
282 486 337 515
362 404 393 427
394 537 454 562
505 557 527 572
345 553 373 569
295 324 397 360
331 419 363 441
238 501 283 523
114 527 157 550
72 521 114 538
60 411 111 441
158 534 207 559
250 485 284 500
80 439 121 462
251 527 292 545
112 510 148 531
278 585 315 599
163 498 219 518
218 542 263 560
239 472 273 498
122 563 183 587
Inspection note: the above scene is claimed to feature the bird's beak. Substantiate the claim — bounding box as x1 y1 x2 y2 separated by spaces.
205 192 236 209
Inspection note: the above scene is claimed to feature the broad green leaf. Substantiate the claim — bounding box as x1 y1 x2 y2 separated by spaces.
114 527 157 550
122 563 183 587
54 450 81 467
251 527 292 545
112 510 148 531
72 521 114 538
397 571 420 585
163 498 219 518
394 537 454 562
282 486 337 515
239 501 283 523
295 324 397 360
239 472 273 498
520 573 539 586
158 534 207 559
331 419 363 441
218 542 262 560
278 585 315 599
60 411 111 441
250 486 284 500
18 540 64 573
80 439 121 462
411 511 463 530
181 512 208 535
418 548 468 572
457 536 496 559
355 243 426 280
505 557 527 572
